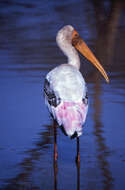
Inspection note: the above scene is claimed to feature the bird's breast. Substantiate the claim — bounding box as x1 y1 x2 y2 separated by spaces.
46 64 87 102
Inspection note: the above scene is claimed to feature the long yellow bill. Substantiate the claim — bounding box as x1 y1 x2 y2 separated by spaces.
72 30 109 83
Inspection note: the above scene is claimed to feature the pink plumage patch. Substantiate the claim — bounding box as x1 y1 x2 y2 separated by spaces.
54 101 88 137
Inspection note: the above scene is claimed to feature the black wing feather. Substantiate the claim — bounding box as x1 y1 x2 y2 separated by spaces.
44 79 61 107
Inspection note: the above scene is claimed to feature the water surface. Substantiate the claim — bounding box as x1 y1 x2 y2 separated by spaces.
0 0 125 189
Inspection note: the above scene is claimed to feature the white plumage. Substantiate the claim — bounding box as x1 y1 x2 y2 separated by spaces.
44 25 109 138
46 64 87 102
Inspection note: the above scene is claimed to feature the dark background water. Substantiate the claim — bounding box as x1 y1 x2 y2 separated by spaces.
0 0 125 189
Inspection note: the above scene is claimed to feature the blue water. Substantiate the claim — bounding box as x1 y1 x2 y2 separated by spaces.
0 0 125 189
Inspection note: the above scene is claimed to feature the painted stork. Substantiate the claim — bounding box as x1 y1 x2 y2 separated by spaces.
44 25 109 162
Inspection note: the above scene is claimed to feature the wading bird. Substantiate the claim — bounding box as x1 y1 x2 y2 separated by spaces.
44 25 109 163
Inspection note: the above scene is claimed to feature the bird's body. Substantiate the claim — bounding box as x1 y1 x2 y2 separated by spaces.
44 25 89 138
44 25 109 161
44 64 88 137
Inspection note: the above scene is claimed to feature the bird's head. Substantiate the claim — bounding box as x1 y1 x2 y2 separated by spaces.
57 25 109 83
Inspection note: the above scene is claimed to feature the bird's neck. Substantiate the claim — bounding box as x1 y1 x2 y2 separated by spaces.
67 46 80 69
60 43 80 70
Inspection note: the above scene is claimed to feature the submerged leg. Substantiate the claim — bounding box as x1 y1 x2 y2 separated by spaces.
54 121 58 161
53 158 58 190
76 154 80 190
76 137 80 164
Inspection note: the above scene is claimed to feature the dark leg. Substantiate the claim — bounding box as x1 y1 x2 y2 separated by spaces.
53 158 58 190
54 121 58 161
76 155 80 190
76 137 80 164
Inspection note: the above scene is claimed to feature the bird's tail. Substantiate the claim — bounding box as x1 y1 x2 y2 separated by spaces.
54 101 88 138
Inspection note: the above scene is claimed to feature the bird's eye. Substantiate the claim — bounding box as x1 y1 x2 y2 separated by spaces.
75 33 78 38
